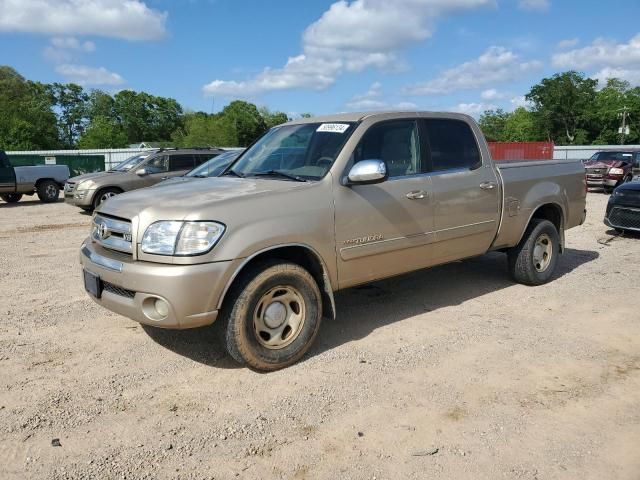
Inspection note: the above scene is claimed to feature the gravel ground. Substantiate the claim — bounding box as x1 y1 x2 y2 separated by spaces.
0 192 639 480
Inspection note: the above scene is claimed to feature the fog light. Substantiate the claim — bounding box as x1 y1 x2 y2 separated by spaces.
154 298 169 318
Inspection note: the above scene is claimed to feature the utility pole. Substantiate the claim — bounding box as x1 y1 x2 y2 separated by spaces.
618 106 630 145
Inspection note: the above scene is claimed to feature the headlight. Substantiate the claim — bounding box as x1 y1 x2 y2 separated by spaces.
141 221 225 256
76 181 93 191
609 168 624 175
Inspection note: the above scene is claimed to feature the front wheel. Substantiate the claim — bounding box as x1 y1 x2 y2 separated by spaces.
222 261 322 371
0 193 23 203
37 180 60 203
93 188 120 209
508 219 560 286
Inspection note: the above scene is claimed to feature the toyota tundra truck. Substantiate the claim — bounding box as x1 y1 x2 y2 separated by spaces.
79 112 587 371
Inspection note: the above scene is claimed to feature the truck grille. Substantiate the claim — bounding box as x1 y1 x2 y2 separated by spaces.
92 214 133 254
64 182 76 197
102 281 136 299
586 168 607 175
608 206 640 231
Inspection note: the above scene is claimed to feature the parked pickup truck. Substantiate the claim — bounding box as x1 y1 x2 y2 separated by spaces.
584 150 639 193
79 112 587 371
0 150 69 203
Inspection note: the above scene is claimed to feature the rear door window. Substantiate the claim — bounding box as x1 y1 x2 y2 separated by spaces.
423 119 481 171
169 154 195 171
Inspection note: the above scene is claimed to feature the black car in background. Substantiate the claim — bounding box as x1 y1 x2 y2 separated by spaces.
605 179 640 233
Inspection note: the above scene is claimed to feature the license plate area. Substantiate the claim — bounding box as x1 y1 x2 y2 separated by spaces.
83 269 102 299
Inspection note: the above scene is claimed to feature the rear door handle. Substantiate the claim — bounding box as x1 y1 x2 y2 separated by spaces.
480 182 497 190
406 190 427 200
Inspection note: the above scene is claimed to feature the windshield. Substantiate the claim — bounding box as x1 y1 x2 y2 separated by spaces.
187 150 244 178
111 154 148 172
230 122 356 181
590 152 635 162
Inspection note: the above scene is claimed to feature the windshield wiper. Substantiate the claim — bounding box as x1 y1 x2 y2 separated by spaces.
253 170 308 182
191 174 208 178
222 169 245 178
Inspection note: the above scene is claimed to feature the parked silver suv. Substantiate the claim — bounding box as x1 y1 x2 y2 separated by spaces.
65 148 226 211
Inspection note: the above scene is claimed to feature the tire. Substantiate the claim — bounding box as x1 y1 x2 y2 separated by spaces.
93 187 121 209
0 193 23 203
623 175 633 184
36 180 60 203
222 260 322 371
508 219 560 286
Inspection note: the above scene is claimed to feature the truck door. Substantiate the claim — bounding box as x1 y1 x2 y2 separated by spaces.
0 151 17 194
333 119 435 288
423 118 501 263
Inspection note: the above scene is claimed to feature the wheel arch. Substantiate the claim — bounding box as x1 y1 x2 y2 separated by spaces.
217 244 336 321
523 203 565 252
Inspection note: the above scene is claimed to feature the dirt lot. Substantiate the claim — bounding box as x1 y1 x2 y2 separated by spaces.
0 193 639 480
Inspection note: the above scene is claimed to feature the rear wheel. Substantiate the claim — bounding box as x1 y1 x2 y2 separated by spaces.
508 219 560 286
93 187 121 209
37 180 60 203
0 193 23 203
222 260 322 371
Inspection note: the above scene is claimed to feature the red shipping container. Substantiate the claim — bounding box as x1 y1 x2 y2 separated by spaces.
488 142 554 161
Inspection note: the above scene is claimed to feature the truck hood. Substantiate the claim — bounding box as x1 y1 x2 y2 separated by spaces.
584 160 628 169
69 170 124 183
97 177 311 221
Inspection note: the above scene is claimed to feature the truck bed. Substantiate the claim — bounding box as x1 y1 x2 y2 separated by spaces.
491 159 586 250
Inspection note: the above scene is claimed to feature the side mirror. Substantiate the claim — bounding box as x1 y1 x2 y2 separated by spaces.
347 159 388 185
135 168 148 176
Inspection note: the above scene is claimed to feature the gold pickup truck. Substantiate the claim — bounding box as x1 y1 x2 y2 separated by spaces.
80 112 587 371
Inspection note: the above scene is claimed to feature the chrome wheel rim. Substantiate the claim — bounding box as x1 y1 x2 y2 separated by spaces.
253 286 305 349
100 191 117 204
533 233 553 273
45 184 57 199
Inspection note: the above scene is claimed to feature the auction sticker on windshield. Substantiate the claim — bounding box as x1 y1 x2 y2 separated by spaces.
317 123 350 133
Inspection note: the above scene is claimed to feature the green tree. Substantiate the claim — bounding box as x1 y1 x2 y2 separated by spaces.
0 66 59 149
259 107 290 129
478 109 509 141
77 116 128 148
503 107 538 141
221 101 267 146
172 112 236 147
48 82 89 148
526 71 597 144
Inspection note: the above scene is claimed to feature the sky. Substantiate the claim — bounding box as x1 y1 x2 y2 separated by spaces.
1 0 640 118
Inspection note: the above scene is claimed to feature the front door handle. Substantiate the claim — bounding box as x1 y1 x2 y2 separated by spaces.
480 182 497 190
406 190 427 200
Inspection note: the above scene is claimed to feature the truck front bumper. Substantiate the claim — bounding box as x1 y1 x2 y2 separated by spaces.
65 188 95 208
79 240 237 329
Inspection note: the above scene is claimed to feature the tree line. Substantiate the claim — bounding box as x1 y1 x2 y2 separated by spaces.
0 65 294 151
479 72 640 145
2 65 639 150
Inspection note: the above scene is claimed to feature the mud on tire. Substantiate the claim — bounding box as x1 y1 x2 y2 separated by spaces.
221 260 322 371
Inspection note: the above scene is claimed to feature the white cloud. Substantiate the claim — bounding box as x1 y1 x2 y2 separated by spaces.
557 38 579 50
510 95 532 109
51 36 96 52
203 0 495 97
552 33 640 87
55 64 125 86
552 33 640 70
404 47 542 95
518 0 550 11
453 102 497 117
44 36 96 63
0 0 167 41
481 88 507 100
594 67 640 88
345 82 419 111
